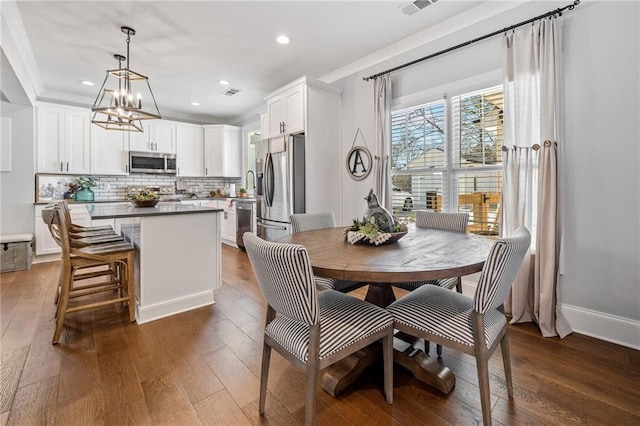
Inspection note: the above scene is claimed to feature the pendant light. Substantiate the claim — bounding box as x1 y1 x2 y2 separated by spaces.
91 26 161 132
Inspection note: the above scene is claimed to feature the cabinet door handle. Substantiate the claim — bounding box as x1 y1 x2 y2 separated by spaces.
282 122 286 133
205 168 208 175
66 162 69 172
125 164 128 173
60 161 63 171
224 211 227 219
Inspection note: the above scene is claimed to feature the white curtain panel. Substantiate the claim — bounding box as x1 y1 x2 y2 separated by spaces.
373 74 392 210
501 18 571 338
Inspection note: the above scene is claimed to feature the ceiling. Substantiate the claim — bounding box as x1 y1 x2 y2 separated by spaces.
10 1 488 124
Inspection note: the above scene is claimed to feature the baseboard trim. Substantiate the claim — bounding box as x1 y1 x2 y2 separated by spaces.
463 280 639 350
136 291 215 325
561 304 640 350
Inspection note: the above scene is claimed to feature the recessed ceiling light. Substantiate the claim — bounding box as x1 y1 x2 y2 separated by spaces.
190 102 200 106
276 35 291 45
80 80 95 86
218 80 230 85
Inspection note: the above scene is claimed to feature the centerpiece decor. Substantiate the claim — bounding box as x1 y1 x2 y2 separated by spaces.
75 176 98 202
345 189 408 246
127 190 159 207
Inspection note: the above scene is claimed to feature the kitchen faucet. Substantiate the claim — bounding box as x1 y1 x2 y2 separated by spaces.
246 170 255 190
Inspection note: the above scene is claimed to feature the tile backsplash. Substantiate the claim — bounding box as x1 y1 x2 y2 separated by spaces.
36 173 242 202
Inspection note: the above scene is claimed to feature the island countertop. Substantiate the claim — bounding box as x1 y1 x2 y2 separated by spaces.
86 203 223 220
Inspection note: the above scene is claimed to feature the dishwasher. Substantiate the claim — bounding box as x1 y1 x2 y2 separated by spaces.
235 201 254 249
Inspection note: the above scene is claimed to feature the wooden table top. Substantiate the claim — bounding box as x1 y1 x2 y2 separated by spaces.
279 226 494 283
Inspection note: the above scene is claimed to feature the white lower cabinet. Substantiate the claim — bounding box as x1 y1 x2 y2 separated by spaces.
199 200 237 247
34 204 90 256
220 202 237 247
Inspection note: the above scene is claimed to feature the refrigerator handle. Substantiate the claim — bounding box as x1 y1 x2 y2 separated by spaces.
265 152 274 207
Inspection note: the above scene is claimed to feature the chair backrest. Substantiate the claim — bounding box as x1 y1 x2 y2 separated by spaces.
42 205 72 266
290 211 336 233
473 227 531 313
415 210 469 232
243 232 319 326
60 200 73 227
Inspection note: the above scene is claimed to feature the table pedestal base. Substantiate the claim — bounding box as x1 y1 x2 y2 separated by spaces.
393 334 455 394
322 346 381 397
321 284 455 397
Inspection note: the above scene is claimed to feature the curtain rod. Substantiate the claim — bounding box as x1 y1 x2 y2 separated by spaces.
363 0 581 81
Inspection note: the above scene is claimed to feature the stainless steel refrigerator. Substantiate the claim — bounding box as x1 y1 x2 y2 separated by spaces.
256 133 305 241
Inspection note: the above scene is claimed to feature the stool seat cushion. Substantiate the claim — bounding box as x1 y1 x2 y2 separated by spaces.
266 290 392 362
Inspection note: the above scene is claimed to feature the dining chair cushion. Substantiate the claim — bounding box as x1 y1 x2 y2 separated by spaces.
266 289 393 362
392 277 458 291
315 276 337 291
387 285 506 349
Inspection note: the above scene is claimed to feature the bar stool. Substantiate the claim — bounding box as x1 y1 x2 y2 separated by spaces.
46 206 136 344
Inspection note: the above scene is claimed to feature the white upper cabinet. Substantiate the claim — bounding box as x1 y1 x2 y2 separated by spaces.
266 82 304 138
203 125 241 177
260 112 269 140
37 103 91 174
91 126 128 175
128 120 177 153
176 123 204 176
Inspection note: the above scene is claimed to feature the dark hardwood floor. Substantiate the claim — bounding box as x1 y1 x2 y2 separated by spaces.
1 245 639 425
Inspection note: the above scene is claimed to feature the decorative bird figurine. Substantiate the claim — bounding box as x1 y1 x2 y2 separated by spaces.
364 189 395 233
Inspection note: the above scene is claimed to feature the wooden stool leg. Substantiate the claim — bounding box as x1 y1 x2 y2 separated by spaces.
126 253 136 322
53 267 72 344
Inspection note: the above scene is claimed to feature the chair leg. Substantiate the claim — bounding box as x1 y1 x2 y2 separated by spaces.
437 344 443 357
473 312 493 426
382 329 393 404
304 363 320 426
501 332 514 398
259 342 272 415
455 277 462 293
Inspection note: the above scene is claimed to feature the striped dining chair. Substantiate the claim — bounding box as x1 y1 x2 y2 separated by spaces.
394 210 470 293
387 227 531 426
290 211 367 293
243 232 393 426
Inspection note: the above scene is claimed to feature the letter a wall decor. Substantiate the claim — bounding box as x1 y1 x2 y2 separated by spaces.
346 127 372 181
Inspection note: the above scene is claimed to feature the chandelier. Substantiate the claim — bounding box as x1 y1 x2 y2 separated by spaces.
91 26 161 132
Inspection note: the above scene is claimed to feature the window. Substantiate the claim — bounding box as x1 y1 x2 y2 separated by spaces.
391 86 504 236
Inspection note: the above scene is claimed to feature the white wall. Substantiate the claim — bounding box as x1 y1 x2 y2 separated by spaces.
0 102 35 235
333 1 639 345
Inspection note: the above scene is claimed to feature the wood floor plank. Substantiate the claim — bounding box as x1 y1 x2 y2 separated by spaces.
6 375 59 426
240 391 302 425
104 398 153 426
193 389 252 426
201 345 260 409
141 371 202 425
0 346 29 413
54 387 106 426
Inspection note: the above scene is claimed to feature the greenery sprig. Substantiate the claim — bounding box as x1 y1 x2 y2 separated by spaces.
76 176 98 189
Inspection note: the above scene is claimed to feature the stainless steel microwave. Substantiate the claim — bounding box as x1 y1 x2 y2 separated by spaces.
129 151 177 174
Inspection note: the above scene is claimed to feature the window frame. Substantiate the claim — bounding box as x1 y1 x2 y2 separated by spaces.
390 77 504 235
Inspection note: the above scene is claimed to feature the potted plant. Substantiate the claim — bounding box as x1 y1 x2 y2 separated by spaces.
238 187 247 198
75 176 98 202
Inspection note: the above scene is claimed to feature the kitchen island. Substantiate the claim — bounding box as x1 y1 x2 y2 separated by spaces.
86 203 223 324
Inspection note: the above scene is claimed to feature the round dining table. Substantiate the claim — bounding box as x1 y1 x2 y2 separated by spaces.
279 225 493 396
